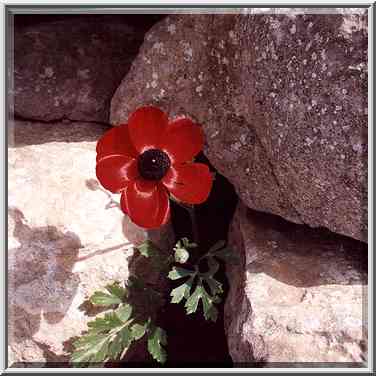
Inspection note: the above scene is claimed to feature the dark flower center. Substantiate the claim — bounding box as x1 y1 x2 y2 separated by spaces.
138 149 171 181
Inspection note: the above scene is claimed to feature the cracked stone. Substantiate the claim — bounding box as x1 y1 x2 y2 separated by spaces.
8 120 174 366
110 11 367 242
225 203 367 364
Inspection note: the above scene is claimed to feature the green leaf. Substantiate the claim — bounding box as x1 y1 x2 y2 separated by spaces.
72 281 166 366
71 349 90 365
170 276 194 304
92 338 110 363
168 266 195 280
205 276 223 296
108 333 123 359
174 247 189 264
73 333 105 350
147 327 167 364
115 304 132 323
201 289 218 322
183 280 219 322
90 291 122 306
71 334 109 364
136 240 160 258
118 326 133 348
87 312 123 332
185 284 204 315
105 282 127 300
131 323 147 340
73 333 107 351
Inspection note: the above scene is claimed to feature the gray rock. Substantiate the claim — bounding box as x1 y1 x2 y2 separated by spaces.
224 202 367 365
110 11 367 242
8 121 174 366
13 16 146 123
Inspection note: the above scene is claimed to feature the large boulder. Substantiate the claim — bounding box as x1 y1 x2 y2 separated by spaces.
224 202 367 365
110 11 367 242
13 16 147 123
8 120 174 366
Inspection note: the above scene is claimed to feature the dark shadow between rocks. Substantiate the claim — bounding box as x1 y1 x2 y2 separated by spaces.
160 153 238 367
240 208 367 289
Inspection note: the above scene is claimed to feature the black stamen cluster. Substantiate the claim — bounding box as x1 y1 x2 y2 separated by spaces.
138 149 171 181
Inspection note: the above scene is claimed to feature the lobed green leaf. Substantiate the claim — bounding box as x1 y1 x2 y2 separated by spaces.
87 312 123 332
90 291 122 307
131 322 148 340
147 326 167 364
115 304 133 323
204 276 223 296
200 288 218 322
170 276 194 304
185 284 204 315
105 282 127 301
136 240 160 258
168 266 195 280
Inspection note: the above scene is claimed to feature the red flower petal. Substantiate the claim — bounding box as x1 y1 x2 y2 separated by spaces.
162 163 213 204
160 119 204 164
121 180 170 229
96 124 138 162
128 106 169 154
96 155 138 193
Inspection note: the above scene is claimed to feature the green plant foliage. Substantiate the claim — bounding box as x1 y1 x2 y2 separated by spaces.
70 281 167 366
173 237 196 264
147 326 167 364
168 266 195 280
170 275 194 304
136 240 160 258
89 292 122 307
135 240 172 270
72 238 237 366
89 282 127 307
168 239 237 323
105 282 128 300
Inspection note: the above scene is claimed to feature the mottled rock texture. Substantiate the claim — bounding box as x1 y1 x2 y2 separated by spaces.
224 202 367 365
8 121 174 366
111 11 368 242
13 16 147 123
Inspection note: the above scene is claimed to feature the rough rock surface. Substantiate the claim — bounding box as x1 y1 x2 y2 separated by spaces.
110 11 368 242
224 202 367 365
8 121 174 366
13 16 146 123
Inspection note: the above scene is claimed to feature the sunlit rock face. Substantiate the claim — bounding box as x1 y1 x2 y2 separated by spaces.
111 10 367 242
225 202 367 365
8 121 173 366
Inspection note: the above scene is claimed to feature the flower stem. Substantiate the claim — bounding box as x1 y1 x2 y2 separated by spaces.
173 201 200 245
187 206 200 245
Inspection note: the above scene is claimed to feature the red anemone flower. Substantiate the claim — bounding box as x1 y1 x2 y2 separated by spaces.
95 106 213 229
